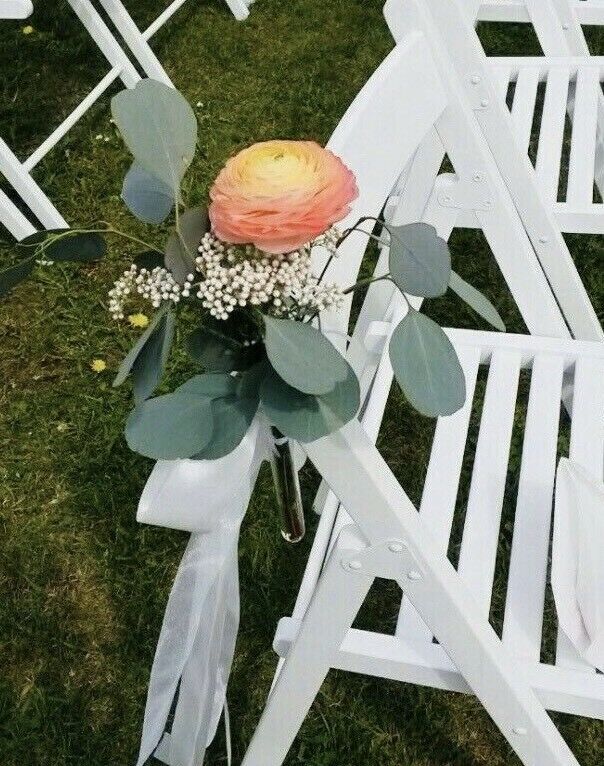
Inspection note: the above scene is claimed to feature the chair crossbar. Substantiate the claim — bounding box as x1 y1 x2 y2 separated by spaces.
274 620 604 719
477 0 604 26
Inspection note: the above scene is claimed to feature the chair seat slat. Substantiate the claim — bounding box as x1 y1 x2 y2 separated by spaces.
396 347 481 642
502 355 564 661
567 67 600 205
457 350 522 616
511 67 540 153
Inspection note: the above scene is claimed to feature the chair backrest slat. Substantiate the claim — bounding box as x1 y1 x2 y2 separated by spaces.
385 0 604 342
311 31 448 339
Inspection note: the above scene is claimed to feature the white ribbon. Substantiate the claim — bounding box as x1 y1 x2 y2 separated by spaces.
552 458 604 671
136 417 276 766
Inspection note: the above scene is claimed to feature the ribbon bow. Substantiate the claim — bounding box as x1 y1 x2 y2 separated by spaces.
136 417 277 766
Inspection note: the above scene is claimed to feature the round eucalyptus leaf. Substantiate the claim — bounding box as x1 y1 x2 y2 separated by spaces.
264 316 350 395
111 79 197 194
389 310 466 417
449 270 505 332
164 232 195 284
122 162 174 224
0 257 35 298
194 395 258 460
134 250 165 271
17 230 106 263
126 393 214 459
388 222 451 298
260 366 360 443
176 373 238 399
187 327 242 372
178 206 209 256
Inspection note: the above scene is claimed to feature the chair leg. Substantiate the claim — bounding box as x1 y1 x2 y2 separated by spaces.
224 0 251 21
0 189 36 240
241 526 373 766
97 0 174 87
67 0 139 88
0 138 68 231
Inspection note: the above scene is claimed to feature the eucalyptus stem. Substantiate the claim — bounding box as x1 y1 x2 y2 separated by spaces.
342 274 392 296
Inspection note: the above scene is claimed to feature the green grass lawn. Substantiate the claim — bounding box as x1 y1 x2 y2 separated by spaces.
1 1 603 764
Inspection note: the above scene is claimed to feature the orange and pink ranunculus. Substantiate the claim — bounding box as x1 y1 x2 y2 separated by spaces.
208 140 358 254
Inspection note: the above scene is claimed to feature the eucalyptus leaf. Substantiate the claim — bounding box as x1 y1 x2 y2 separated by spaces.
260 365 360 443
187 325 262 372
0 257 35 298
178 206 209 255
193 394 258 460
122 162 174 224
111 79 197 195
389 310 466 417
125 393 214 459
113 307 170 389
264 316 350 395
449 270 505 331
134 250 165 271
237 359 270 401
131 311 175 403
388 222 451 298
176 373 238 399
165 232 195 284
17 230 106 262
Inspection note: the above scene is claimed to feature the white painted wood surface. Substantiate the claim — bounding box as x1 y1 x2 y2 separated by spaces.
0 0 32 18
245 4 604 763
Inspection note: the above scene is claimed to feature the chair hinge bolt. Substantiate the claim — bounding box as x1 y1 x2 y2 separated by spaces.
480 99 490 108
470 74 482 85
539 236 549 244
348 560 363 571
513 727 527 736
407 570 422 581
388 542 405 554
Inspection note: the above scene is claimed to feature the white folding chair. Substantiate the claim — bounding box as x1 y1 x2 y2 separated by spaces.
236 11 604 766
478 0 604 45
92 0 254 89
0 0 145 240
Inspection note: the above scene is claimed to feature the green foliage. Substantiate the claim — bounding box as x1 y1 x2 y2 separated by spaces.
125 391 214 459
263 316 350 395
164 206 209 282
387 222 451 298
0 256 35 298
113 307 175 402
121 162 174 224
389 309 466 417
260 364 360 442
1 231 106 297
133 250 165 270
111 78 197 197
130 311 175 403
187 324 261 373
449 270 506 331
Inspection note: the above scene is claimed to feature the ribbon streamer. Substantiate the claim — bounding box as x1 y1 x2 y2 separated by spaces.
136 418 275 766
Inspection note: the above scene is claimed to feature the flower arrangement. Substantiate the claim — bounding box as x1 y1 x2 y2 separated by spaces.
1 79 504 467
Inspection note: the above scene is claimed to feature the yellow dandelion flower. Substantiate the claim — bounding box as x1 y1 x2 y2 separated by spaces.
22 25 34 35
90 359 107 373
128 313 150 329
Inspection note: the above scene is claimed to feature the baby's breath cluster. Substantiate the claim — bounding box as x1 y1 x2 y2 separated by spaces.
194 230 343 320
107 228 343 322
108 264 193 320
